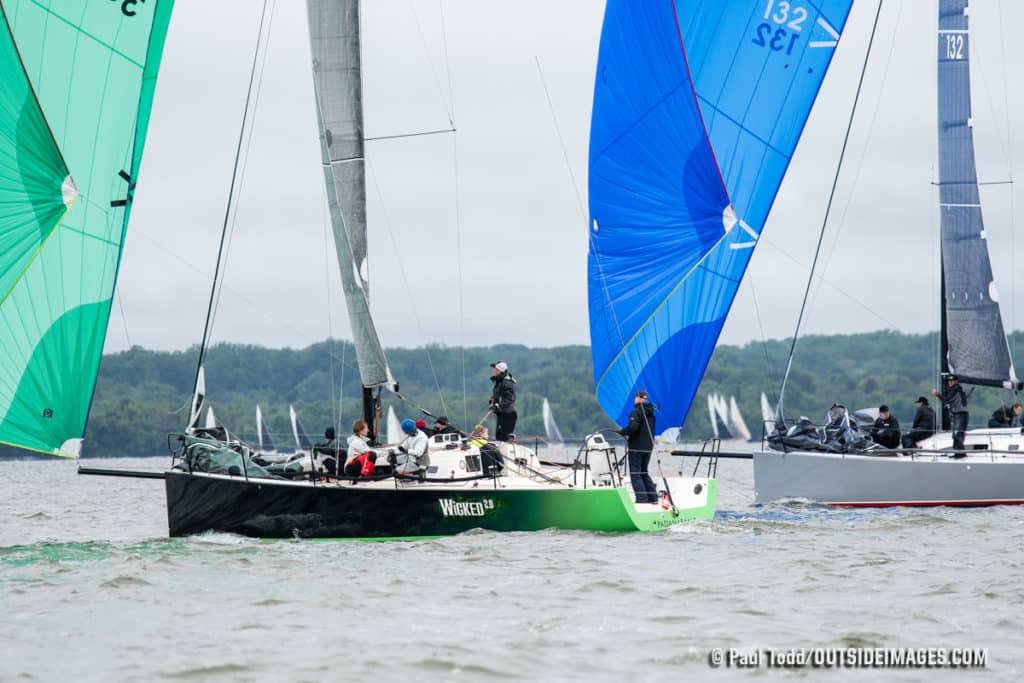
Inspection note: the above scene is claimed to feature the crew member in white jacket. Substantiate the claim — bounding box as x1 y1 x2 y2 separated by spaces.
346 420 372 464
393 419 429 475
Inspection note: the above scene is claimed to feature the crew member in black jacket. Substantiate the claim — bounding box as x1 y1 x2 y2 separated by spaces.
933 375 968 456
988 403 1022 428
619 389 658 504
871 405 901 449
901 396 937 448
488 361 518 441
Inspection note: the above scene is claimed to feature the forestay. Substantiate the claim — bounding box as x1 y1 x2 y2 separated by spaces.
937 0 1017 387
588 0 853 426
0 0 174 456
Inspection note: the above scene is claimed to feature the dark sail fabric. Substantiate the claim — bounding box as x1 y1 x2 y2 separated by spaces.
588 0 853 427
937 0 1016 387
306 0 394 389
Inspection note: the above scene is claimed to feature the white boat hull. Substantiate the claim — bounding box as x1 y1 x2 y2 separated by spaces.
754 429 1024 506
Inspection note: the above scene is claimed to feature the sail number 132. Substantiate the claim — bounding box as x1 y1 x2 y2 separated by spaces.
752 0 808 56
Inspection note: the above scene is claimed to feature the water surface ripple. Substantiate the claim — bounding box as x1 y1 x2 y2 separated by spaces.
2 456 1020 680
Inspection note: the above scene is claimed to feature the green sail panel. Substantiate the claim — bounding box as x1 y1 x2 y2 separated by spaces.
0 0 174 457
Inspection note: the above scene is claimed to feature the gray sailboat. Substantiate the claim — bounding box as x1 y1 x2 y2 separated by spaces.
755 0 1024 506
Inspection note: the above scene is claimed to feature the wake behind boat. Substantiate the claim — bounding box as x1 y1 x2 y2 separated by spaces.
755 0 1024 508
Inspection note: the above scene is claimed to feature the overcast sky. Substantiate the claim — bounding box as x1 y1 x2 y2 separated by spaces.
110 0 1024 354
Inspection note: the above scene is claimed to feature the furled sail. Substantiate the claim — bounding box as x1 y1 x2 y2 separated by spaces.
588 0 853 426
0 0 174 456
937 0 1017 387
541 398 564 444
305 0 393 389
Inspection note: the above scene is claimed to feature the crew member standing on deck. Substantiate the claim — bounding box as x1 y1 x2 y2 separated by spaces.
933 375 969 457
619 389 659 504
488 361 518 441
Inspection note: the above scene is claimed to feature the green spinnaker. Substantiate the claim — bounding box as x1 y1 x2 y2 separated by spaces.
0 0 174 457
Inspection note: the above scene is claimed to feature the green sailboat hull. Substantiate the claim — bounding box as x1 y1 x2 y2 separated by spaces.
165 471 717 539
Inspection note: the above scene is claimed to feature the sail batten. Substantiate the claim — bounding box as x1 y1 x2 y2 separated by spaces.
588 0 853 428
937 0 1016 387
0 0 175 456
306 0 393 389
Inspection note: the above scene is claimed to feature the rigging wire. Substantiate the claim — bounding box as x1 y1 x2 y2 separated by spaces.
191 0 271 394
365 158 450 416
760 237 896 328
930 160 939 385
438 0 468 428
534 55 636 383
996 0 1018 362
534 57 586 221
322 173 339 437
804 0 901 319
744 271 776 385
115 290 132 349
208 0 277 348
776 0 886 417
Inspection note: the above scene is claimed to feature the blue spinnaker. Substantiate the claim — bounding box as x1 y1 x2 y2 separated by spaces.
588 0 854 427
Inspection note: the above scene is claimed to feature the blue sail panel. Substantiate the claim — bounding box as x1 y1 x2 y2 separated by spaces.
589 0 853 427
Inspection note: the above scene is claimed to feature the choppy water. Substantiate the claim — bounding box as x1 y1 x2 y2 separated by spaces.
2 453 1022 681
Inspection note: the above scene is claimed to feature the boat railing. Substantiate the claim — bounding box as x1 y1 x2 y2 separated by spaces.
760 417 1024 461
691 438 720 479
575 431 623 489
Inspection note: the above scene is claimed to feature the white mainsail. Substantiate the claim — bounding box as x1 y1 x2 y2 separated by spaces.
707 394 719 438
541 398 565 444
256 404 277 453
386 406 402 445
289 404 313 454
727 396 752 442
760 392 774 426
306 0 394 389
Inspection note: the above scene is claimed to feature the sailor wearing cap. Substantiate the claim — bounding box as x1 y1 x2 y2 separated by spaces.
932 375 969 455
393 418 429 475
901 396 937 448
488 361 518 441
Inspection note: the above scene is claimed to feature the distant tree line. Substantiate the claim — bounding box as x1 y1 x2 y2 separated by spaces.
5 330 1024 458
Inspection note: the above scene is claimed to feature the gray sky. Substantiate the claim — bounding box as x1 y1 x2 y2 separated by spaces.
110 0 1024 354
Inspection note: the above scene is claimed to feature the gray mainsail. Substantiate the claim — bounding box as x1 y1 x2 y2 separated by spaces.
306 0 393 388
937 0 1016 387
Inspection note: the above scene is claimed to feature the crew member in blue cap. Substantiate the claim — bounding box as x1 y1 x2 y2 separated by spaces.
393 418 429 475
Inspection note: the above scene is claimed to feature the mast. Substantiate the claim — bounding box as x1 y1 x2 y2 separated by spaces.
936 0 1019 389
306 0 395 443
